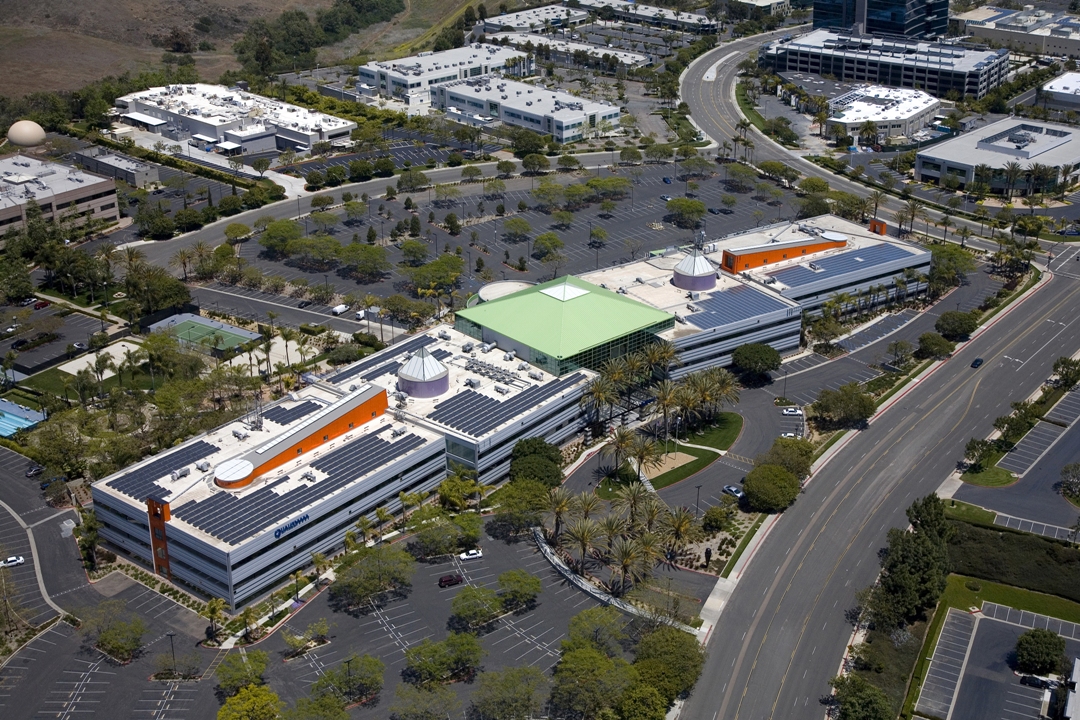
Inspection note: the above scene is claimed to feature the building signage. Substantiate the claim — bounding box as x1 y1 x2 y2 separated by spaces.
274 514 310 539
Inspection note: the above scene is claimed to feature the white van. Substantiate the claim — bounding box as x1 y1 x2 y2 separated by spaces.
355 309 365 320
331 304 349 316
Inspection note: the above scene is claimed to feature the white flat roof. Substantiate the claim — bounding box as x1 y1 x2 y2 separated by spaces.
492 32 650 65
123 111 167 126
440 77 619 121
360 43 527 79
1044 72 1080 96
918 117 1080 167
0 154 113 212
768 30 1009 73
488 5 589 28
572 0 715 26
830 86 940 124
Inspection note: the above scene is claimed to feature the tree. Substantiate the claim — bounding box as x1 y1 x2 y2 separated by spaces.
743 464 800 512
251 157 271 178
798 176 830 194
935 310 979 340
620 147 643 164
498 569 542 611
1016 628 1066 675
218 684 283 720
633 626 706 705
887 339 914 365
917 332 955 359
829 674 892 720
533 231 564 259
731 343 781 377
398 169 430 193
404 632 484 686
309 653 384 704
496 159 517 177
964 438 995 471
522 154 550 174
549 647 635 720
390 683 459 720
755 437 815 479
217 650 269 696
79 599 146 661
929 244 977 294
502 217 532 242
400 239 429 267
812 382 876 428
617 683 668 720
1054 356 1080 389
260 220 303 257
330 544 415 609
471 666 549 720
564 606 627 657
460 165 482 182
338 244 390 281
558 154 582 171
665 197 707 228
450 586 501 629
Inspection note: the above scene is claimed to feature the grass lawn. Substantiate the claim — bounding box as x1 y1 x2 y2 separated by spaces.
961 463 1015 487
2 388 43 411
944 500 996 526
24 366 156 398
811 430 845 461
596 445 720 498
901 574 1080 719
721 513 766 578
682 413 743 451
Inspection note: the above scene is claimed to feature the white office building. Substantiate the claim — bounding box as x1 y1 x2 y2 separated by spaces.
433 77 621 142
491 32 652 68
357 44 532 109
115 83 357 153
733 0 791 16
484 5 590 33
569 0 718 33
954 6 1080 59
1042 72 1080 107
826 86 940 139
0 154 117 233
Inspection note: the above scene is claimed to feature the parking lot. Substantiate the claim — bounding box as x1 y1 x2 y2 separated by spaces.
1 306 107 376
783 360 880 407
836 309 919 354
996 421 1065 476
915 609 976 719
1044 390 1080 426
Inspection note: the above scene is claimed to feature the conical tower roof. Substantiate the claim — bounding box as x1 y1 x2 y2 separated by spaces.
398 347 448 383
674 248 715 277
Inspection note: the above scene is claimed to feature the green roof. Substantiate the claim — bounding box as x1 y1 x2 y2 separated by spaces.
456 276 673 359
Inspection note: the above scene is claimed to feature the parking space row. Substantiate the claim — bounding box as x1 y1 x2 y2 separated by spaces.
785 366 881 407
1044 391 1080 426
0 510 55 627
994 513 1074 542
983 602 1080 640
837 309 919 353
915 609 977 720
996 421 1065 475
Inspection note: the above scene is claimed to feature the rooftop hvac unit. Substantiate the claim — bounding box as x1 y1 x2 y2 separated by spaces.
808 262 822 271
302 470 316 481
675 313 687 324
465 378 481 388
518 362 530 371
438 330 451 340
503 350 517 361
617 287 627 294
170 467 191 481
195 460 211 472
528 370 544 381
462 342 475 353
232 429 250 441
494 385 510 395
687 304 698 312
391 426 409 437
481 342 497 353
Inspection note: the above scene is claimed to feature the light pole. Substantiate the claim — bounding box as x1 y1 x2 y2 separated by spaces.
323 274 329 291
695 484 702 519
166 631 176 676
783 368 788 399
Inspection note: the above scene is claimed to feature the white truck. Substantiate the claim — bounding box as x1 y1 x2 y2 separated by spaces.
331 304 349 316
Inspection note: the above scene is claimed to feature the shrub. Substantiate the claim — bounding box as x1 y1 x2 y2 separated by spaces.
743 464 800 512
1015 628 1065 675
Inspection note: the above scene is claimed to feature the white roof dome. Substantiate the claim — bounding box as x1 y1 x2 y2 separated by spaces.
398 348 448 383
6 120 46 147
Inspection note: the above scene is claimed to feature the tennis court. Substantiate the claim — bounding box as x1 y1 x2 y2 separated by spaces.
148 313 262 352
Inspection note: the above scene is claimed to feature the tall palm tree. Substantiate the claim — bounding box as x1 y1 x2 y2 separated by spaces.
546 487 574 543
736 118 751 138
579 376 619 424
868 189 887 219
1003 160 1024 199
203 598 226 638
903 199 926 236
598 514 628 555
169 248 193 281
603 426 636 476
607 536 645 595
1058 163 1076 199
661 506 698 554
572 491 602 521
642 340 680 379
121 246 146 277
629 435 664 483
637 497 664 535
278 327 297 368
650 379 679 441
563 517 601 574
375 507 394 539
355 516 375 545
858 120 878 144
612 482 650 526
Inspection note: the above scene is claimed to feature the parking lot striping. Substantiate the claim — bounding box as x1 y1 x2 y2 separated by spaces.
993 513 1073 542
996 421 1066 476
982 602 1080 640
1044 390 1080 426
915 609 978 720
133 684 196 718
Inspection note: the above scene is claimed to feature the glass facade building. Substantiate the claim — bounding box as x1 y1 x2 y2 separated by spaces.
814 0 948 38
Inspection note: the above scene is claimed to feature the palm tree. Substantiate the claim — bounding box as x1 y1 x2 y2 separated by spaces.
355 516 375 545
311 552 330 577
903 199 926 236
291 570 305 601
642 340 680 379
579 376 619 424
661 506 698 554
375 507 394 539
858 120 878 144
121 246 146 276
629 436 664 483
563 517 601 574
814 110 829 137
278 327 297 369
1003 160 1024 199
1058 163 1076 199
603 426 636 476
546 487 574 543
637 497 664 534
736 118 751 138
607 536 645 595
868 189 887 219
650 379 679 442
573 491 602 521
203 598 226 638
92 352 115 398
612 482 650 527
598 514 628 555
118 346 145 388
239 606 257 640
169 248 193 281
742 139 754 163
191 240 212 273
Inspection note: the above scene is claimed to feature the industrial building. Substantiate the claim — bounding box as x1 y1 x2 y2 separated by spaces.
491 33 652 68
114 84 357 154
914 118 1080 192
0 154 117 233
569 0 718 33
759 30 1010 99
433 77 621 142
825 85 940 139
953 6 1080 59
483 5 590 33
357 44 532 109
1042 72 1080 107
73 147 160 188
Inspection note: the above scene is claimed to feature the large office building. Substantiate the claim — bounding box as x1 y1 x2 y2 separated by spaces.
73 147 160 188
759 30 1010 99
433 77 621 142
914 118 1080 192
115 84 357 154
483 5 590 33
357 44 532 109
0 154 117 234
826 85 940 139
569 0 718 33
813 0 947 38
491 32 652 68
1043 72 1080 107
954 6 1080 59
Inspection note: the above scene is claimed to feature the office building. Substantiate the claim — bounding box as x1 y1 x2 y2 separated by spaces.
0 154 117 233
813 0 948 38
115 84 357 154
74 147 160 188
432 77 621 142
759 30 1009 99
357 44 532 109
954 6 1080 59
569 0 718 33
484 5 590 33
914 118 1080 192
491 33 652 68
1043 72 1080 107
826 85 940 139
734 0 792 16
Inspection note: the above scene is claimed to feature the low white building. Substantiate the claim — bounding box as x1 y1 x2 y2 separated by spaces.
1043 72 1080 107
492 32 652 68
115 83 357 154
0 154 117 233
432 77 621 142
732 0 790 15
357 44 532 109
826 86 940 140
484 5 590 33
569 0 718 33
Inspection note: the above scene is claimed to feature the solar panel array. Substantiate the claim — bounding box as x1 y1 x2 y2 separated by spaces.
263 401 321 426
170 426 429 545
766 244 915 288
107 441 219 500
688 285 791 330
328 335 437 384
427 373 584 437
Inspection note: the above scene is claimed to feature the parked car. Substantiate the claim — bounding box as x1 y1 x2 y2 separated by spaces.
34 301 50 310
11 339 28 351
718 208 734 214
25 464 44 478
662 176 672 184
780 432 798 439
708 207 722 215
723 485 745 499
781 407 803 416
19 298 35 307
970 358 984 368
4 323 18 334
660 194 672 202
72 342 88 351
1020 675 1046 689
438 573 464 588
297 300 312 309
0 556 24 568
458 548 483 561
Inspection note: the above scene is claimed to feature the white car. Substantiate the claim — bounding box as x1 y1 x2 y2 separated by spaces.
781 432 798 439
458 548 483 561
0 555 24 568
781 407 803 416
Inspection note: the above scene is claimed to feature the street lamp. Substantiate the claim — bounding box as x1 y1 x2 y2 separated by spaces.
166 631 177 676
695 484 702 518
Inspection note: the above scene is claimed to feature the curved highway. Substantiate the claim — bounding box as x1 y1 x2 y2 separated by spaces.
680 36 1080 720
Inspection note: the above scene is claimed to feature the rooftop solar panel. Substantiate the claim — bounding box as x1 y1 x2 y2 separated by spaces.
263 401 321 425
765 243 915 288
328 334 437 384
107 441 219 501
688 284 791 330
428 373 584 436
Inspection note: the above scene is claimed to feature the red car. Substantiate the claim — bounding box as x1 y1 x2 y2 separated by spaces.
34 301 50 310
438 574 464 588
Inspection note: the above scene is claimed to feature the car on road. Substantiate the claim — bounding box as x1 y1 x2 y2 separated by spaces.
0 556 24 568
660 194 672 202
781 407 803 416
72 342 88 351
708 207 722 215
458 548 483 561
25 464 43 478
34 301 50 310
723 485 745 499
662 176 672 184
438 573 464 588
971 357 984 368
11 339 28 351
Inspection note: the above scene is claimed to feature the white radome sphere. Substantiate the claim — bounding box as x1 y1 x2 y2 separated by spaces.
7 120 46 147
